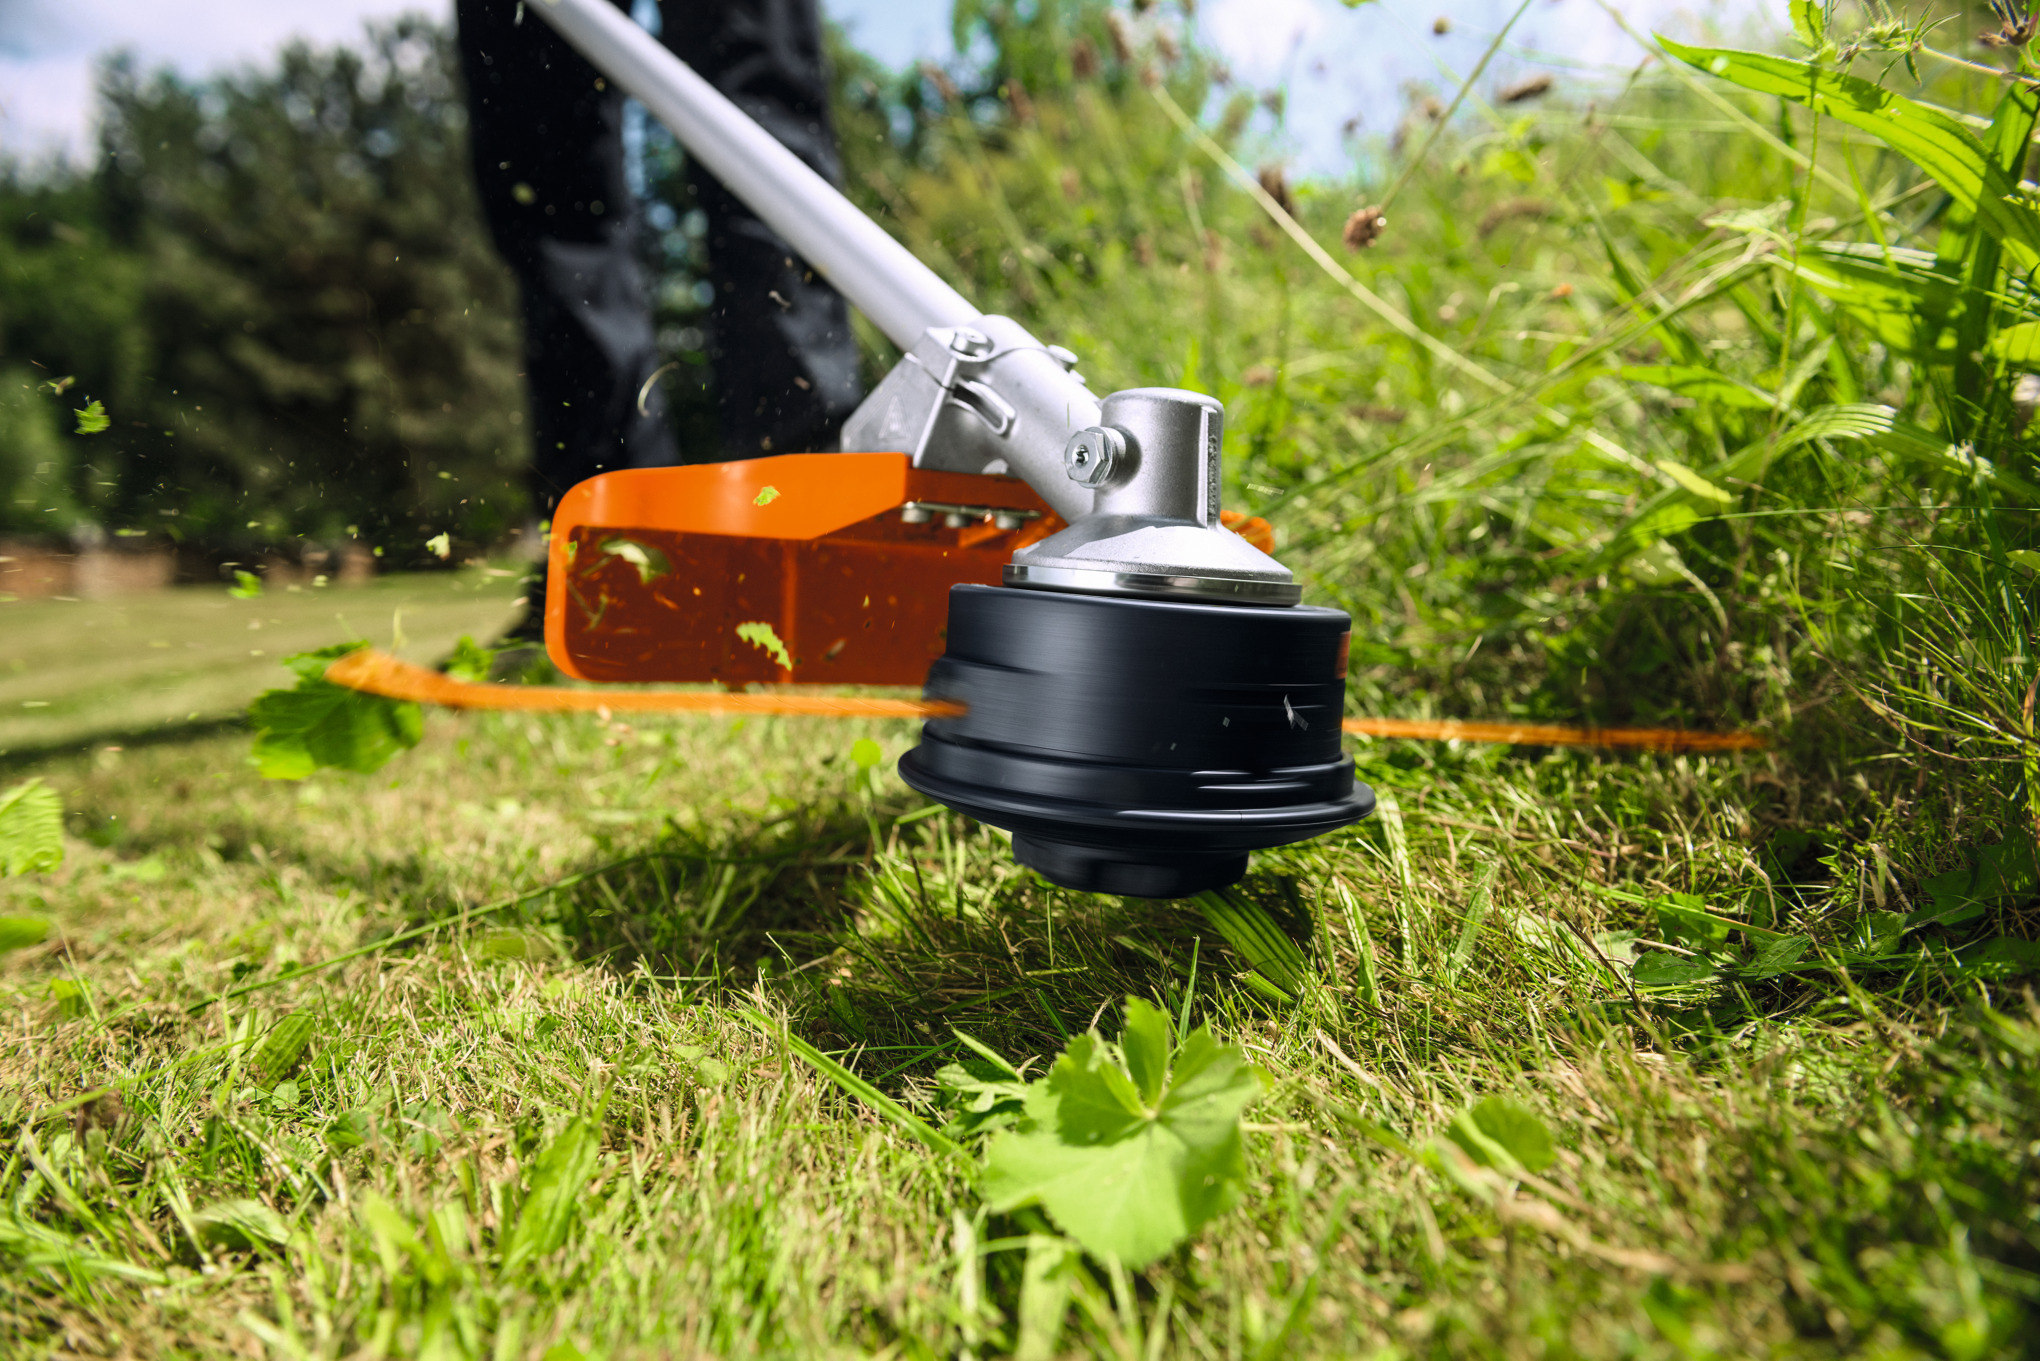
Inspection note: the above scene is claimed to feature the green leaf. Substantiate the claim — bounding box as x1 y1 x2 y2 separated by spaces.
442 635 497 684
1788 0 1826 48
1654 893 1730 950
1120 996 1171 1107
0 779 64 876
253 1011 317 1085
600 537 670 584
248 645 423 779
753 485 781 506
1744 933 1811 979
735 621 793 671
1913 831 2040 929
227 569 263 600
425 532 451 560
501 1116 601 1272
1471 1096 1556 1172
1956 935 2040 977
1632 951 1718 987
849 737 883 769
982 1020 1264 1267
73 399 108 434
1659 37 2040 270
192 1197 289 1249
1444 1096 1556 1174
0 916 51 953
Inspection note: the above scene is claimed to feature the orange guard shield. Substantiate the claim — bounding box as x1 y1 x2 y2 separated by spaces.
543 453 1062 686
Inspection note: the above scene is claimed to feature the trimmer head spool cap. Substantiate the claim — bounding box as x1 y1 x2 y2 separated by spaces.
898 584 1375 898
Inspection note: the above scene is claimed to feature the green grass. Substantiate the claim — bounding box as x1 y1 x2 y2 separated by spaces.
0 569 524 760
3 707 2038 1356
6 2 2040 1355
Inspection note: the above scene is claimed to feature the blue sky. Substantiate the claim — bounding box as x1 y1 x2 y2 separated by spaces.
1 0 1768 177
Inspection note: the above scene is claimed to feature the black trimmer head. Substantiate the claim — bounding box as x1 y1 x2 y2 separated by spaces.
899 585 1375 898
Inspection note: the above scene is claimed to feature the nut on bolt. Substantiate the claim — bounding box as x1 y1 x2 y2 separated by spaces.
1062 426 1124 487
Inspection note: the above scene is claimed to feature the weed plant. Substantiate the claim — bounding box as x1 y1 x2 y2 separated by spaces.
5 1 2040 1356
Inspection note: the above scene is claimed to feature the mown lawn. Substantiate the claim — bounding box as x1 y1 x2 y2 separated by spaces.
0 570 523 762
3 693 2037 1356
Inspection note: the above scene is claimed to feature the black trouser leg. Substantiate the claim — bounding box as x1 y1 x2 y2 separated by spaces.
661 0 864 458
456 0 676 521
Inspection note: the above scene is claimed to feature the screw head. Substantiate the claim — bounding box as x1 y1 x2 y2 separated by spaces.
1062 426 1123 487
949 328 993 358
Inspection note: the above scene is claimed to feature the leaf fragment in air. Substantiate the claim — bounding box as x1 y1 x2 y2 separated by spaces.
0 779 64 876
736 621 793 671
599 537 670 584
247 644 423 779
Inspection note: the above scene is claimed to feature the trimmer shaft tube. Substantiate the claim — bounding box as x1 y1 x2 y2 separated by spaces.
899 586 1375 898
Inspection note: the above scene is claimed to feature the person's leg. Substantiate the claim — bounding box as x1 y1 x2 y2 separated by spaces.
456 0 675 520
661 0 864 459
456 0 676 645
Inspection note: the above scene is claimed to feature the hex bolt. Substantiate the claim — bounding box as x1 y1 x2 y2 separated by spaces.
1062 426 1124 487
950 328 994 358
992 511 1023 530
901 502 933 524
943 511 969 528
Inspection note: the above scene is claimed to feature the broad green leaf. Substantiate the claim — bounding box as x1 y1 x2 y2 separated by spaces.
981 1022 1263 1267
1620 364 1774 409
1788 0 1826 48
1444 1096 1556 1174
1659 38 2040 270
753 485 781 506
227 569 263 599
1957 935 2040 977
1632 951 1718 987
735 621 793 671
501 1116 601 1271
442 635 497 684
248 645 424 779
73 399 109 434
1469 1096 1556 1172
599 537 670 584
849 737 883 769
253 1012 317 1085
1912 832 2039 929
192 1197 289 1249
1744 933 1811 979
1120 996 1171 1106
0 916 51 953
0 779 64 876
2007 549 2040 575
1655 894 1730 950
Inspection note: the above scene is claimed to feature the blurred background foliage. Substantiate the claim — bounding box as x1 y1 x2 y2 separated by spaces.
2 0 2038 818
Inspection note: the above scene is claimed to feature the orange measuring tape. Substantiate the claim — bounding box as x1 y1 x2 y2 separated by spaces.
327 650 1764 753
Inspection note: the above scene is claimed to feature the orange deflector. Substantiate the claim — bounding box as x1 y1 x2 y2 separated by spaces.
544 453 1062 686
